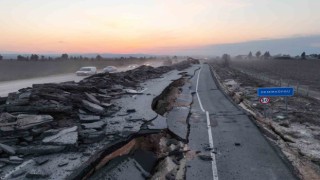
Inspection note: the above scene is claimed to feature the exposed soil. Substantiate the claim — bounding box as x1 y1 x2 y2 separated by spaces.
152 78 186 116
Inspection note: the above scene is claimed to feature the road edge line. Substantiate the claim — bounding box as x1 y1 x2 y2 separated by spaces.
196 65 219 180
196 67 205 112
206 111 219 180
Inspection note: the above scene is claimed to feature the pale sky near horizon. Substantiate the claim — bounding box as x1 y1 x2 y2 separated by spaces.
0 0 320 54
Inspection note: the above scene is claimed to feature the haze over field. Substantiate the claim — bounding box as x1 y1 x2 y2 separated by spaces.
1 0 320 55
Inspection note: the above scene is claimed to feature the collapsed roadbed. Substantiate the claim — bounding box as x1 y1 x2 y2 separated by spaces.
0 59 200 179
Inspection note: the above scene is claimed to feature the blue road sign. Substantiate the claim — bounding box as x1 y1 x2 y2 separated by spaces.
257 87 294 97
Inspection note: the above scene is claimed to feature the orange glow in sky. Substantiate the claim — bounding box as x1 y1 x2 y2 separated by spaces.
1 0 320 54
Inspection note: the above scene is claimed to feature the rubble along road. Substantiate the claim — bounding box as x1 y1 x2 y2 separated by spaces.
186 64 297 180
0 59 200 180
0 66 135 97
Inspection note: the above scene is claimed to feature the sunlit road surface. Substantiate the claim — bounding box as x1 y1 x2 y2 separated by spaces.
0 68 128 97
0 63 164 97
0 73 85 97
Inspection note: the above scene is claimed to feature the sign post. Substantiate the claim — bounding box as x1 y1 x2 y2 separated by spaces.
259 97 270 118
257 87 294 118
285 97 288 115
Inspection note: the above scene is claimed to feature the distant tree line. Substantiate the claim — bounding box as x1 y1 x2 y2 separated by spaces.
222 54 231 67
0 53 161 61
245 51 271 60
243 51 320 60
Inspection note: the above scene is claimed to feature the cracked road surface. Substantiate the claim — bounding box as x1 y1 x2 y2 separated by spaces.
187 64 297 180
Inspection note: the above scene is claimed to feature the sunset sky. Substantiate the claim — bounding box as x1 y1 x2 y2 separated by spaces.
0 0 320 54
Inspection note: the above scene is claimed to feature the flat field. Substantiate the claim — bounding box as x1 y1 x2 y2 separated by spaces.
230 59 320 91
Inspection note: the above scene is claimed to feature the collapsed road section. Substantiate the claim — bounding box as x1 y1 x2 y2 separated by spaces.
0 59 200 179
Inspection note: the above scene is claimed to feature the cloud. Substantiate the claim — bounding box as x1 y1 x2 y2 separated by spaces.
216 0 252 9
151 35 320 56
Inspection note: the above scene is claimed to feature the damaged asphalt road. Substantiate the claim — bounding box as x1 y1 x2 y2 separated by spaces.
0 60 298 180
0 59 201 179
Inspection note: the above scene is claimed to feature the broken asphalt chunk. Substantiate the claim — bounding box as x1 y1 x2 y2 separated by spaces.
125 116 144 122
6 105 72 113
0 112 16 123
0 143 16 155
85 92 101 105
11 169 26 178
16 114 53 130
198 154 213 161
17 145 66 155
6 92 30 106
78 114 101 123
127 109 136 113
58 161 69 167
26 168 51 179
9 156 23 162
166 107 190 142
101 103 113 107
42 126 78 146
81 121 105 130
0 158 22 165
0 162 6 168
82 100 105 114
35 157 49 165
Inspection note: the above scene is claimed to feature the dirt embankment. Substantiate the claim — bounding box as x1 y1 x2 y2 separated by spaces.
209 61 320 180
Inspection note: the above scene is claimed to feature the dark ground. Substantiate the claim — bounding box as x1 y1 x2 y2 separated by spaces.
230 59 320 91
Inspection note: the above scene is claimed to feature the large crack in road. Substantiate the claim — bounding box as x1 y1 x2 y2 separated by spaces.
0 59 200 179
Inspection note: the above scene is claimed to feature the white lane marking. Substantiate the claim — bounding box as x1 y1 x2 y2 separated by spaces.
140 88 148 93
196 65 219 180
206 111 219 180
196 68 205 112
132 88 148 98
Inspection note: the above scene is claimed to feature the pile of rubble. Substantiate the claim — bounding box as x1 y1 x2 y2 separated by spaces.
0 59 199 176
